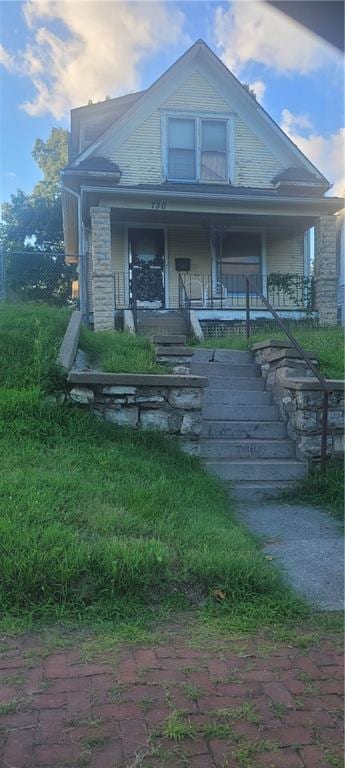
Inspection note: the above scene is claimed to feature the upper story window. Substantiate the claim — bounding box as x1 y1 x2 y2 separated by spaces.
165 115 231 184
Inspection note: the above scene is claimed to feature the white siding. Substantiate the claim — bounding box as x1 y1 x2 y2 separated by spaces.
167 224 211 307
163 72 230 112
102 71 285 189
266 233 304 274
235 118 284 187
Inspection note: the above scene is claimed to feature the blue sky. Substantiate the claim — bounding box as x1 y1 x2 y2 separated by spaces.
1 0 344 203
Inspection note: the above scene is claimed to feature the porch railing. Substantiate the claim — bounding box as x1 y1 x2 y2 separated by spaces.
114 272 314 312
244 275 331 474
178 273 313 311
178 273 192 338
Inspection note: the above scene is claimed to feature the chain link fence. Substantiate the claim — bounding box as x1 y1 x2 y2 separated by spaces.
0 250 78 306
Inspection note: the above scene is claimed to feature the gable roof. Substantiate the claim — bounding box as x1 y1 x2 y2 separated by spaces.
69 39 329 186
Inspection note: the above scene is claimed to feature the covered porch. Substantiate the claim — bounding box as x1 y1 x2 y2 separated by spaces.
71 184 340 329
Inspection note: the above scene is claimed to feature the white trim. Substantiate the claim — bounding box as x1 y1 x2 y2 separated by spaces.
261 232 268 296
84 184 342 213
196 308 318 321
71 41 327 183
123 222 169 308
162 111 234 184
304 228 312 277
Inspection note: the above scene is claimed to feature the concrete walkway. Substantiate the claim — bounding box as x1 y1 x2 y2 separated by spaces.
236 502 344 611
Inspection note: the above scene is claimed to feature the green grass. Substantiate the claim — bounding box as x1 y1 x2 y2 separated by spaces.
0 303 70 390
0 303 306 631
286 460 344 521
199 326 344 380
79 327 165 374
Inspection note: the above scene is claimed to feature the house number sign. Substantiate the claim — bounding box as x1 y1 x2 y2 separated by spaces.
151 201 167 209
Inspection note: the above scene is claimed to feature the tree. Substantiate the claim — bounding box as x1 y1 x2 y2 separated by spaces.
32 127 69 200
0 128 74 304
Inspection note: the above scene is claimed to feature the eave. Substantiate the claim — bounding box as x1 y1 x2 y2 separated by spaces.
79 184 344 216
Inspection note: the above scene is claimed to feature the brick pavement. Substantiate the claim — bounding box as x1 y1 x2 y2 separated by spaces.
0 631 343 767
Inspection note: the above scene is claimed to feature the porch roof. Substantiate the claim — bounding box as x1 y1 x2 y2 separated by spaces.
78 183 343 235
83 183 343 217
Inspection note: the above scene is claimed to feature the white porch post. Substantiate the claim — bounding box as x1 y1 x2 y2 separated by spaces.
314 215 337 326
90 206 115 330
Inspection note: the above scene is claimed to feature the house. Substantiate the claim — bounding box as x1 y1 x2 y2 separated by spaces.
336 208 345 325
62 39 343 332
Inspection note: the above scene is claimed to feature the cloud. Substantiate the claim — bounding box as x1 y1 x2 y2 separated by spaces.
214 0 340 76
280 110 345 196
1 1 186 119
248 79 266 103
0 44 16 72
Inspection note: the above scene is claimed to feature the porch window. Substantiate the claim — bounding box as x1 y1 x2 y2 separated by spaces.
166 116 229 182
218 232 262 293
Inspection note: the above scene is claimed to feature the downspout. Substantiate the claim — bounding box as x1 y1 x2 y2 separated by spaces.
62 182 88 324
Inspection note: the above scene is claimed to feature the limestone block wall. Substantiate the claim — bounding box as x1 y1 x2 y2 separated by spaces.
314 215 338 326
67 372 207 455
253 340 344 463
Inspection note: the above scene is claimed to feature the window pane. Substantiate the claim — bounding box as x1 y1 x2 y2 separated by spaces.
169 148 196 180
222 233 261 259
221 261 260 275
201 151 227 181
202 120 227 151
168 118 195 149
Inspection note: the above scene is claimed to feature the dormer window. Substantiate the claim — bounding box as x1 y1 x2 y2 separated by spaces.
165 114 232 184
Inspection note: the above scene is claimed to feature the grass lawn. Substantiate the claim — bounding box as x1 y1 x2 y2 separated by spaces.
199 326 344 380
287 460 344 521
0 303 309 635
79 326 165 374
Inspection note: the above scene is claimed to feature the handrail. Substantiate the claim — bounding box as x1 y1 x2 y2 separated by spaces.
245 275 332 473
178 273 192 339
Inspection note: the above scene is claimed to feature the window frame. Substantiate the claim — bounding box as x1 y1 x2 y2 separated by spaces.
162 111 234 184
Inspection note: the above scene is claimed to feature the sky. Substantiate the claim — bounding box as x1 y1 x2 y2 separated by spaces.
0 0 344 204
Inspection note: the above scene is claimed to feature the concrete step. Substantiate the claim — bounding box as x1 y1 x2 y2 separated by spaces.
203 404 279 421
191 362 261 378
202 420 287 440
192 349 254 363
213 349 254 364
138 325 187 337
152 335 186 345
230 481 300 501
204 459 306 482
156 346 193 357
204 389 272 405
200 438 296 460
207 376 265 391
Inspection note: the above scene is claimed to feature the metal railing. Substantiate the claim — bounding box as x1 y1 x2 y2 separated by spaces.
178 272 313 311
178 273 192 338
244 276 331 474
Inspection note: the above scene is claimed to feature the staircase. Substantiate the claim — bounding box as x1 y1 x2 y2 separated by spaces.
191 348 307 501
136 310 188 337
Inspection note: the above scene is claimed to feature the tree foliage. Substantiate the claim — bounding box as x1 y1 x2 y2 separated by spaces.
0 128 75 304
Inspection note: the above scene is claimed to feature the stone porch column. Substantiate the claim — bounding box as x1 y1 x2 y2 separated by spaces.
314 215 337 326
90 206 114 330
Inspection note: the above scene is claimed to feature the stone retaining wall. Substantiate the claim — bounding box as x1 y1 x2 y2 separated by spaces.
67 371 207 454
252 339 344 463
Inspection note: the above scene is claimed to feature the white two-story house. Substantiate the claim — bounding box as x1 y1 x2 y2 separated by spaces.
62 39 343 332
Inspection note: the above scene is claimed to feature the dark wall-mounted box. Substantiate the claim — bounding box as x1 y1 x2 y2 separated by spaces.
175 258 191 272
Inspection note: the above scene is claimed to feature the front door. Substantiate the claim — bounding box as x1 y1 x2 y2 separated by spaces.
128 228 165 307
